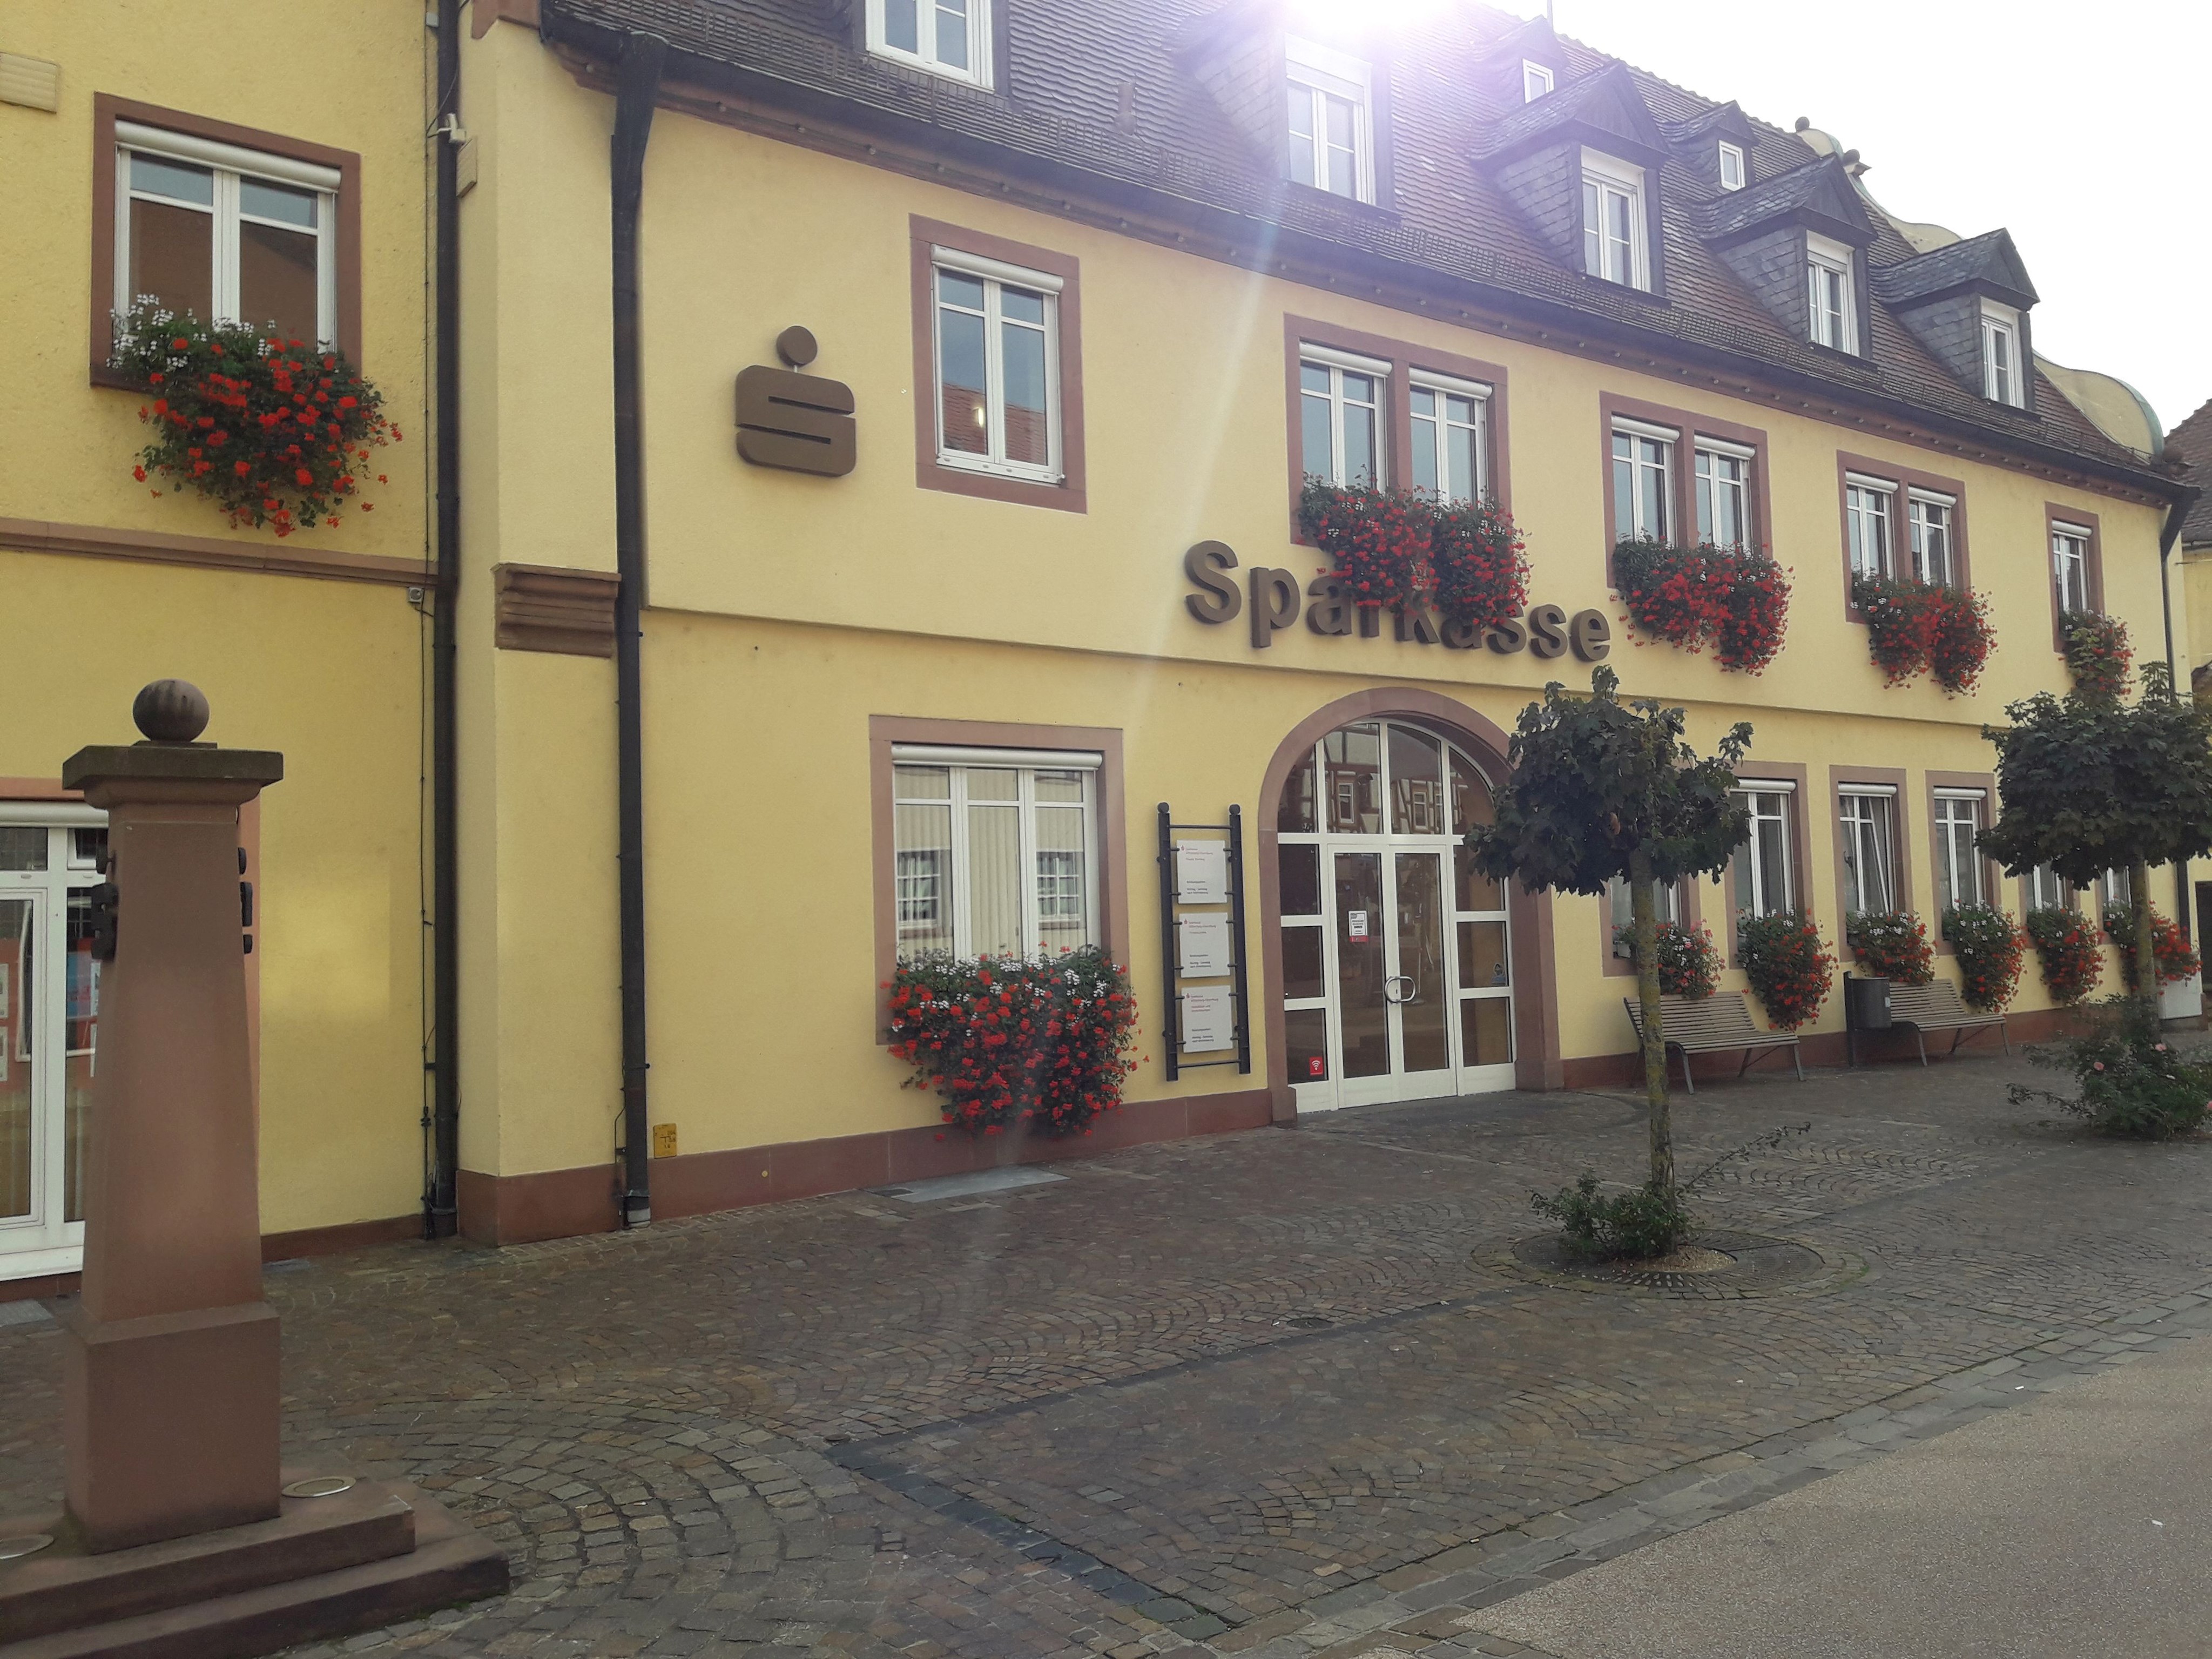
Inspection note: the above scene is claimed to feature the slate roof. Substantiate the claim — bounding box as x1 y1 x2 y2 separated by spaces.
1690 153 1871 245
1871 228 2039 308
533 0 2170 495
2169 399 2212 544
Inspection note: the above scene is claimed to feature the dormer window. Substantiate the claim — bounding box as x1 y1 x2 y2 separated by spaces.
1581 150 1648 291
1285 38 1374 204
1982 301 2024 406
1806 233 1857 353
866 0 992 88
1717 141 1745 191
1521 60 1554 103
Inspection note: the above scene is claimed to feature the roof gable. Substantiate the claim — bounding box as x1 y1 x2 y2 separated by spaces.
1479 60 1665 170
1871 228 2039 310
1694 153 1874 248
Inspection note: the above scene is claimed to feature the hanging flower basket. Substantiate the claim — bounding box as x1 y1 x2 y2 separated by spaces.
1612 538 1790 673
109 301 396 538
1943 903 2024 1011
1298 479 1427 614
1611 918 1722 999
1427 494 1528 634
885 946 1140 1138
1846 908 1935 984
1737 910 1836 1030
2103 903 2202 987
1853 576 1995 694
2025 907 2103 1004
2060 611 2132 701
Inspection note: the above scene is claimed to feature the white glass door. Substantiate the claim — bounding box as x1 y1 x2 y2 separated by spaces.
0 812 106 1282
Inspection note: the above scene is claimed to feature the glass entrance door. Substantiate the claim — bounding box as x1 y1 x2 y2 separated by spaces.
1 813 106 1283
1278 720 1515 1112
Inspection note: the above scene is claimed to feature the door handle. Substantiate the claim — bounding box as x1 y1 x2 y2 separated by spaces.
1384 974 1416 1004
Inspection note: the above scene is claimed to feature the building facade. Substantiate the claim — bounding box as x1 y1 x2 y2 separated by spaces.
1 0 2196 1279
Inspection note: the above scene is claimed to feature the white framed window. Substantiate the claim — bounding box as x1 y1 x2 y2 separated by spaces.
890 747 1101 961
1694 440 1753 549
114 121 337 346
2100 868 2132 912
1607 873 1683 958
1806 233 1857 353
867 0 991 87
932 247 1061 483
1718 141 1746 191
1286 37 1373 204
2052 522 2093 612
1522 60 1554 102
1981 301 2023 406
1409 372 1489 504
2027 864 2069 912
1933 790 1985 917
1846 475 1896 581
1299 345 1388 487
1611 419 1674 543
1839 787 1898 915
1908 491 1956 587
1731 783 1796 925
1581 149 1649 290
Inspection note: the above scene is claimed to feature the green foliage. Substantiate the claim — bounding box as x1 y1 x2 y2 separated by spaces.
1611 919 1722 999
1981 664 2212 892
1845 909 1934 985
1944 903 2025 1011
1464 666 1753 899
2009 996 2212 1139
1531 1174 1692 1261
2025 906 2105 1004
2102 903 2202 986
1736 911 1836 1029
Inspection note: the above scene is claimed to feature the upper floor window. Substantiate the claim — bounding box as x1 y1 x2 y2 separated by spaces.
1581 150 1649 291
1694 440 1752 549
1299 346 1386 487
1806 234 1857 353
868 0 992 87
1718 141 1746 191
1908 491 1956 586
1521 60 1554 103
1845 475 1894 580
932 248 1061 483
891 750 1100 961
1611 419 1674 542
1732 784 1797 925
1838 787 1899 915
1409 373 1490 504
1286 38 1373 204
1981 301 2023 406
2052 522 2094 612
115 121 335 347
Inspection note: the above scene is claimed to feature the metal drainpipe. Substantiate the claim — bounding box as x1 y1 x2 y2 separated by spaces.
611 31 666 1228
2159 485 2203 943
426 0 463 1238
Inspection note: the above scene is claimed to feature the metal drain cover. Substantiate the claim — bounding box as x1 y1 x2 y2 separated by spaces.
282 1475 355 1499
0 1534 55 1560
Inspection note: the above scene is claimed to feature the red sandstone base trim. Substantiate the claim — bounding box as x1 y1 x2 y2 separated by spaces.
457 1088 1277 1246
1559 1006 2082 1090
0 1215 427 1304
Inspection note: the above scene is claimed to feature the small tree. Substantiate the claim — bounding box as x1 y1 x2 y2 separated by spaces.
1467 667 1751 1190
1981 663 2212 1003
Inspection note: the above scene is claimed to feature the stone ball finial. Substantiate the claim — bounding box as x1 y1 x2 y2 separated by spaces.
133 679 210 744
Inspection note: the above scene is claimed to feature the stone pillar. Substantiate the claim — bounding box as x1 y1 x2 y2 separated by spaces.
58 680 285 1553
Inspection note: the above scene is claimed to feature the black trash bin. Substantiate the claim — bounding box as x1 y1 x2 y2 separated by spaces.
1844 972 1891 1065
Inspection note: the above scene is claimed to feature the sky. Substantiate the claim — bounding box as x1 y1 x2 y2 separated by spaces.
1491 0 2212 439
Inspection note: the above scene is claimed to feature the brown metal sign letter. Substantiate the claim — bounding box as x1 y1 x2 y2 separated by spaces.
734 365 857 476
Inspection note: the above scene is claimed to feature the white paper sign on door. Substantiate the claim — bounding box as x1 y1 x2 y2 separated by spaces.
1175 839 1228 903
1347 909 1370 942
1180 987 1235 1053
1178 912 1232 977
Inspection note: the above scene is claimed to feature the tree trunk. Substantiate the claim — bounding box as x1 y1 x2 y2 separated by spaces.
1630 850 1675 1192
2132 858 2157 1007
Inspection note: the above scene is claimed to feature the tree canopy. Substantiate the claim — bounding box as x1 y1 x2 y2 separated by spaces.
1465 665 1753 896
1981 662 2212 890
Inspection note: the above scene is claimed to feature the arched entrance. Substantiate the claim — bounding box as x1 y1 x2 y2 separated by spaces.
1259 692 1556 1114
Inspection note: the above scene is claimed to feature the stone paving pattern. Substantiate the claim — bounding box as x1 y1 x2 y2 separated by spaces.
4 1050 2211 1659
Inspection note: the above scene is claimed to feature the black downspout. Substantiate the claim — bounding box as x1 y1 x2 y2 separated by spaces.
611 32 666 1228
2159 486 2202 943
426 0 463 1239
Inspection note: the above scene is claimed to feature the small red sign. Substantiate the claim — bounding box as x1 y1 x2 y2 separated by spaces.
1307 1056 1326 1077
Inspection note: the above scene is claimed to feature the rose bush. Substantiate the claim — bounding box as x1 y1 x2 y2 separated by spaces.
110 301 396 538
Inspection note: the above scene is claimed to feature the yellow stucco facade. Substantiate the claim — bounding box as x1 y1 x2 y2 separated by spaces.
0 5 2196 1275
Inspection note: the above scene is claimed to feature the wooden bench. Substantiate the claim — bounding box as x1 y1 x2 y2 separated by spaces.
1623 991 1804 1094
1884 979 2010 1064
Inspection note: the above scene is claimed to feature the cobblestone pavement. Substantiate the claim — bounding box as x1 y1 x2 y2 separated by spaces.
6 1050 2212 1659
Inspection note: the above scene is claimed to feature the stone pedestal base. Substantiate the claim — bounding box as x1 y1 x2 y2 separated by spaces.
0 1475 509 1658
62 1303 280 1553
